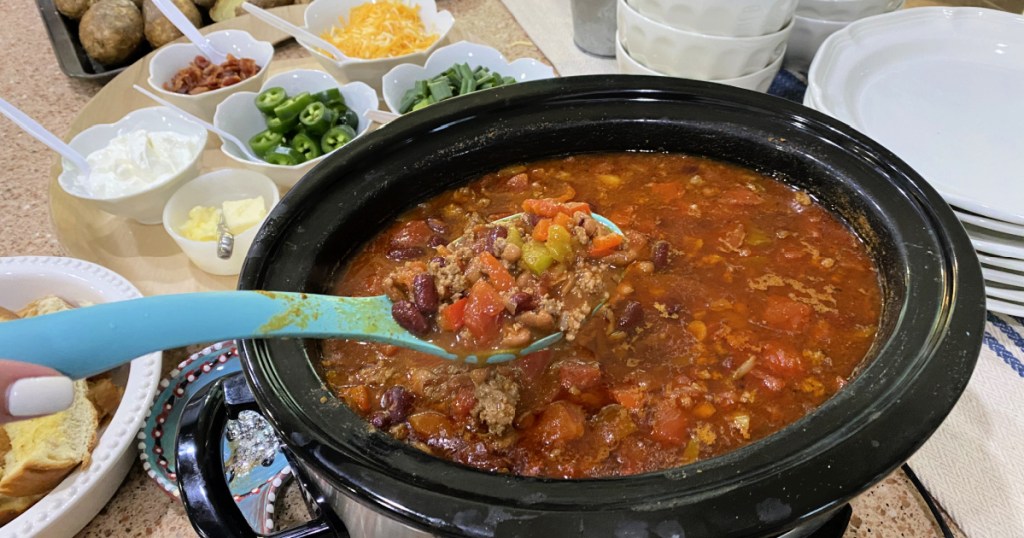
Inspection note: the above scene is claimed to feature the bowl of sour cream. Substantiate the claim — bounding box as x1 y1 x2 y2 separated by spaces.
58 106 207 224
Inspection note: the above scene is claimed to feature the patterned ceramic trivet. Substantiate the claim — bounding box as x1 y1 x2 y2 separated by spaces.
138 341 291 533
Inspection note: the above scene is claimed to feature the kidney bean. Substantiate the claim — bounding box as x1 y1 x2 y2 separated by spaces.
475 225 509 254
426 217 448 235
427 235 447 248
390 220 433 249
652 241 671 270
392 300 430 336
370 386 415 429
510 291 536 314
412 274 439 314
524 212 541 227
616 300 644 330
386 247 424 261
430 256 447 267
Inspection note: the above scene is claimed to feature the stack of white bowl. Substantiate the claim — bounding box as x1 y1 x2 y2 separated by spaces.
615 0 797 92
783 0 904 72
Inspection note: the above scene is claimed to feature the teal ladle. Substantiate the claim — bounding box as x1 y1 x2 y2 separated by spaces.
0 214 622 380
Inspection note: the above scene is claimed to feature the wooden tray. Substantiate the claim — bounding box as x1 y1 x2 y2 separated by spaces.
47 6 461 296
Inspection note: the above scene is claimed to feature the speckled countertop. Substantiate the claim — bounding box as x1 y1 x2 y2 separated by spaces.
1 0 1016 535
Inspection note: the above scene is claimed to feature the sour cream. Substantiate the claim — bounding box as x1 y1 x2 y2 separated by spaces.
81 129 202 198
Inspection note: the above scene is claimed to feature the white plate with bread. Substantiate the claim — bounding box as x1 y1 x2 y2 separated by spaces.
0 256 161 537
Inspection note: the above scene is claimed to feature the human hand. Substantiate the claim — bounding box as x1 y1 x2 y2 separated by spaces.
0 360 74 423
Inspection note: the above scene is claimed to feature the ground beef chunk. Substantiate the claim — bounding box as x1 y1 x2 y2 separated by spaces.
471 372 520 436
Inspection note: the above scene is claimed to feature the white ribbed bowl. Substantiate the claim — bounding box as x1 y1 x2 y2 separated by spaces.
0 256 161 538
796 0 902 22
618 0 792 80
627 0 797 37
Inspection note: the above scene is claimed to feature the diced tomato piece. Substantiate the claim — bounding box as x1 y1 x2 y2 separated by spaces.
389 220 434 248
507 173 529 191
478 252 515 291
338 385 371 413
762 341 805 378
719 187 764 206
408 411 454 438
588 233 624 258
610 385 646 411
463 280 505 341
760 295 813 332
553 211 573 230
438 297 467 332
523 198 592 218
532 218 552 241
651 400 689 445
516 350 554 382
557 360 603 391
449 385 477 420
532 401 586 446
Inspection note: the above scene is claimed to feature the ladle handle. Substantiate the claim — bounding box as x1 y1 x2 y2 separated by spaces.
151 0 228 63
0 96 91 176
0 291 445 380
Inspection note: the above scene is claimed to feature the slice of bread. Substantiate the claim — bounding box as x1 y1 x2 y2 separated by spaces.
0 494 44 526
0 307 18 323
15 295 77 319
0 380 98 497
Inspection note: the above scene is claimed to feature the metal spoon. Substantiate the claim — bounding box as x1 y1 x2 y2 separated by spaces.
0 214 623 379
151 0 229 64
132 84 263 162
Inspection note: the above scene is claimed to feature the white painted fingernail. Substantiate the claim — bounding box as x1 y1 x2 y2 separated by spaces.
7 376 75 417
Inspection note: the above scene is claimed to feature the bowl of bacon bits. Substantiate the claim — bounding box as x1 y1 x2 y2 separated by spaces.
302 0 454 92
147 29 274 118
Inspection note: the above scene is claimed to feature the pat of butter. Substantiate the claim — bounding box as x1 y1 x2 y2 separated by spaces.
180 206 222 242
222 196 267 234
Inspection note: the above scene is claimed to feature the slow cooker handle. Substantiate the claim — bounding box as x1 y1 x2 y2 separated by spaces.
176 375 341 538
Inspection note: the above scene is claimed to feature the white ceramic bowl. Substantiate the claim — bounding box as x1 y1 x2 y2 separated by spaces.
614 34 783 93
782 13 850 73
213 69 379 189
147 30 275 119
381 41 556 115
302 0 455 93
618 0 792 80
0 256 161 537
58 107 207 225
796 0 902 22
626 0 797 37
162 169 280 276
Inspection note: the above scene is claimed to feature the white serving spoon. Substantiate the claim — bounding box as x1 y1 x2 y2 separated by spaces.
0 96 91 177
241 2 347 61
365 109 400 125
132 84 262 162
151 0 229 64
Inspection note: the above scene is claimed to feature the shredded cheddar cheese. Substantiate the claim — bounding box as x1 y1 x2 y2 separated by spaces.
321 1 439 59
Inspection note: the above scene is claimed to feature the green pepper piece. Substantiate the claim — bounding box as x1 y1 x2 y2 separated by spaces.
255 87 287 115
262 145 302 166
428 79 453 101
411 98 432 112
248 129 284 157
273 91 315 121
320 124 357 153
299 102 336 135
265 113 299 134
399 87 421 114
315 88 344 106
520 240 554 275
545 224 573 263
341 109 359 130
290 132 322 162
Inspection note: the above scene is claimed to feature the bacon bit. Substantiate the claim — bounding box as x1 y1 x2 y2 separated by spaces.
164 55 261 95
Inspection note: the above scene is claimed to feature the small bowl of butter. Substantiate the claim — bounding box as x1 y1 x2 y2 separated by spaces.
162 169 280 275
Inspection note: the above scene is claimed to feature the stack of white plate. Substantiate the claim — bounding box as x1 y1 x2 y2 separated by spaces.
805 7 1024 317
783 0 904 72
615 0 798 92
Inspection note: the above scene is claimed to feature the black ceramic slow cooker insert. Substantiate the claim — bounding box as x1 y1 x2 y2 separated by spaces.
177 76 985 538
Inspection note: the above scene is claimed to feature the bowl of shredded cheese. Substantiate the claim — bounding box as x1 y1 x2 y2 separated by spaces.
303 0 455 92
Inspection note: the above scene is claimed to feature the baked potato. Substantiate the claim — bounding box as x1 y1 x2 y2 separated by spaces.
55 0 98 19
142 0 202 48
210 0 293 21
78 0 144 65
191 0 215 8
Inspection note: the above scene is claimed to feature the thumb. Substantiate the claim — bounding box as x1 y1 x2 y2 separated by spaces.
0 360 75 423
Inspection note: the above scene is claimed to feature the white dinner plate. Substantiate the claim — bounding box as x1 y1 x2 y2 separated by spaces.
986 296 1024 318
985 281 1024 303
955 209 1024 236
983 266 1024 288
979 253 1024 273
808 7 1024 225
965 222 1024 259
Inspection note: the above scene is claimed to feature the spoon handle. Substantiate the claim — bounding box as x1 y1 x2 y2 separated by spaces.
150 0 228 63
0 291 452 380
0 96 91 177
241 2 347 60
